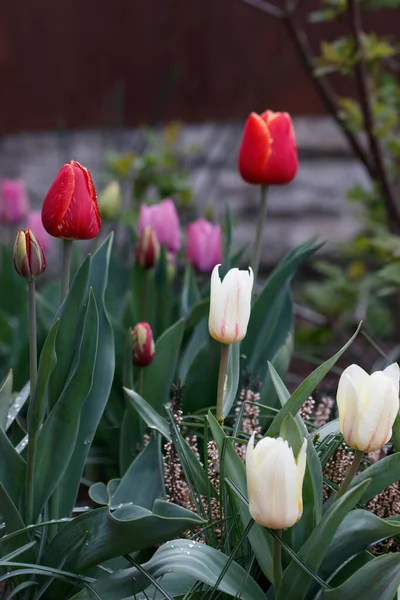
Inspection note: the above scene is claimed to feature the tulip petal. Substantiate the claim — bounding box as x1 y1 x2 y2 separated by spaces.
238 113 272 184
358 373 395 452
337 373 361 449
42 164 75 236
383 363 400 394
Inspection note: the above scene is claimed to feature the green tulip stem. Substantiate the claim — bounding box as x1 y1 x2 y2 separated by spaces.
216 344 230 424
26 279 38 524
60 239 73 304
273 529 282 590
335 449 364 501
251 184 269 285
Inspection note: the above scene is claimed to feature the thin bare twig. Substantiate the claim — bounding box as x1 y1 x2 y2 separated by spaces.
348 0 400 232
240 0 284 19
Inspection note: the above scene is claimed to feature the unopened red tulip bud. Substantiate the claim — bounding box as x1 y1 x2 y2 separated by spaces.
131 322 155 367
42 160 101 240
239 111 298 185
135 226 160 269
13 229 46 281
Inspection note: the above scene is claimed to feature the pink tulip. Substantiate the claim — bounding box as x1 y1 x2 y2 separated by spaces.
187 219 222 272
0 179 30 224
138 199 181 254
27 211 53 253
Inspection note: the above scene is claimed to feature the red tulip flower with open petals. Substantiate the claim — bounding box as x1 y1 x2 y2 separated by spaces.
239 111 298 185
42 160 101 240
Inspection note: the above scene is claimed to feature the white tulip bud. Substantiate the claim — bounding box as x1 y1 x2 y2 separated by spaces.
246 434 307 529
337 363 399 452
208 265 253 345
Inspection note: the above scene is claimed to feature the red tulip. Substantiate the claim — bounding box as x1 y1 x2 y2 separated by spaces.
131 322 155 367
187 219 222 273
239 111 298 185
42 160 101 240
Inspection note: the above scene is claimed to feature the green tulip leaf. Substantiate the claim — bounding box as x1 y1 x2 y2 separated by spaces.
123 388 171 441
58 234 116 518
223 341 240 418
349 452 400 504
111 434 165 509
321 509 400 583
267 322 362 437
0 370 13 430
48 255 91 409
33 290 99 520
243 237 321 377
322 553 400 600
27 319 59 437
276 479 371 600
142 319 185 412
0 426 25 505
43 500 204 574
207 412 276 584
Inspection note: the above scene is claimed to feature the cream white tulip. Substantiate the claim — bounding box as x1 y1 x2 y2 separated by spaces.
208 265 254 344
337 363 400 452
246 434 307 529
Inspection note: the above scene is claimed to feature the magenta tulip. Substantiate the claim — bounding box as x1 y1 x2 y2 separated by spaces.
138 199 181 254
27 211 53 253
187 219 222 272
0 179 30 224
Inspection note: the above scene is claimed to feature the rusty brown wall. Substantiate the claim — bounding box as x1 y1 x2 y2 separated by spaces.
0 0 397 132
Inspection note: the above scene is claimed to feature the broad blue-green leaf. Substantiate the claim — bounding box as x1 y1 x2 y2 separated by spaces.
0 369 13 429
124 388 171 441
168 410 218 499
111 434 164 509
134 539 266 600
322 553 400 600
349 453 400 504
43 500 204 574
142 319 185 412
223 342 240 418
5 382 29 432
0 426 25 505
207 412 275 584
0 483 35 563
268 362 323 532
181 263 201 317
321 509 400 583
33 291 99 520
179 319 208 381
243 238 321 375
58 234 115 518
267 323 361 437
48 255 91 409
183 338 220 413
74 539 266 600
27 320 59 437
276 480 370 600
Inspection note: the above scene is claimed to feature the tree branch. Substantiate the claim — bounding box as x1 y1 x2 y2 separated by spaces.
239 0 373 175
240 0 284 19
281 5 374 175
348 0 400 231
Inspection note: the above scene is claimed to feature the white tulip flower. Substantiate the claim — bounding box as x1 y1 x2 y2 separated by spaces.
246 434 307 529
208 265 254 345
337 363 400 452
